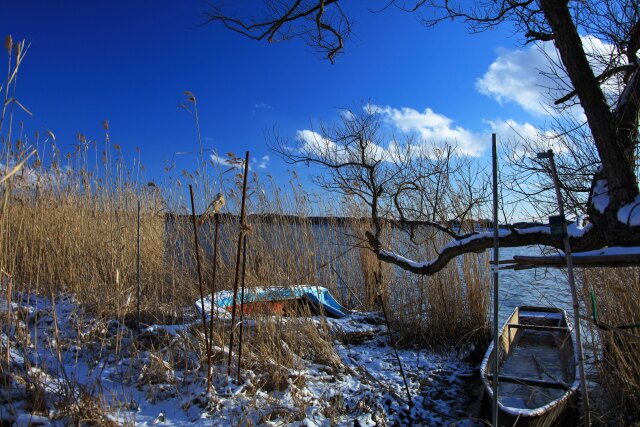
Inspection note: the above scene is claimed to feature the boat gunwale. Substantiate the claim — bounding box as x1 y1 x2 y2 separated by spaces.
480 305 581 418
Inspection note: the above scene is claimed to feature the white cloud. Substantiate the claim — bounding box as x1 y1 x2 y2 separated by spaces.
487 119 541 142
253 102 273 115
373 105 487 157
254 155 270 169
486 118 570 156
477 36 622 117
476 44 555 116
296 129 392 163
254 102 273 110
296 130 341 157
210 153 243 169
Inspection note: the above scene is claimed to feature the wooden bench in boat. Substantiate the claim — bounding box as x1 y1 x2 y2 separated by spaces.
486 374 571 390
508 323 569 332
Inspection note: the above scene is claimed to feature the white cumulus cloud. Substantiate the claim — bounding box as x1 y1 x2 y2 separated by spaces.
296 129 392 162
476 43 556 116
255 155 270 169
373 105 487 157
477 36 622 118
296 130 339 156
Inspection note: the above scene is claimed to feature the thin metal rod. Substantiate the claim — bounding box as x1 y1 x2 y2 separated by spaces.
491 133 500 427
378 297 413 408
189 184 212 393
137 200 141 332
546 150 591 426
227 151 251 378
208 212 220 384
237 234 248 382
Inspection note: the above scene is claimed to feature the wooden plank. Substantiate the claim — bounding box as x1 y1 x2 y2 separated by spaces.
486 374 570 390
504 253 640 269
508 323 569 332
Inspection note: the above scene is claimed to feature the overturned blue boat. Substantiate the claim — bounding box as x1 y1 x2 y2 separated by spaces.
197 285 350 319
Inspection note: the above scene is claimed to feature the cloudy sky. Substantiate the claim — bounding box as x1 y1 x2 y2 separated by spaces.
1 1 584 211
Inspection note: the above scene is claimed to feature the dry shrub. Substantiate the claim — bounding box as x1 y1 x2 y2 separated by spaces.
281 318 342 368
55 387 118 426
241 316 340 390
578 267 640 421
243 317 299 391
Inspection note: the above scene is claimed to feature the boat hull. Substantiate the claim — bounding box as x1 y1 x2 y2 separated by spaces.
480 306 580 426
197 285 350 319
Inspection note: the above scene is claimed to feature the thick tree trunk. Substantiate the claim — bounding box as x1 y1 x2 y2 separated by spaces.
539 0 638 209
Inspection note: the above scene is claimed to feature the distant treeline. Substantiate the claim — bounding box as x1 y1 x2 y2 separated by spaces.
164 212 535 229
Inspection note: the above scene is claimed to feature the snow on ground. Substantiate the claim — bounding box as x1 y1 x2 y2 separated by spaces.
0 292 484 426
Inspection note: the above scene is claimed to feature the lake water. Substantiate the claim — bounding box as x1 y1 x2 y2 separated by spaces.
494 246 574 324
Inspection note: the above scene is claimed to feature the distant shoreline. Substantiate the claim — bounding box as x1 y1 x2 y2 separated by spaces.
165 212 527 229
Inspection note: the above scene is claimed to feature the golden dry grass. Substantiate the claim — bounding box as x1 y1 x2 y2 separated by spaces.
579 267 640 421
0 37 498 424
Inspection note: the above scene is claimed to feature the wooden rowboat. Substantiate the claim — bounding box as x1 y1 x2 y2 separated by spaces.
196 285 350 319
480 306 580 426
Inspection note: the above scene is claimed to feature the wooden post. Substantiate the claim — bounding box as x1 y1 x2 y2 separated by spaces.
208 212 220 380
137 200 141 332
544 150 591 426
227 151 250 379
189 185 213 393
237 234 248 382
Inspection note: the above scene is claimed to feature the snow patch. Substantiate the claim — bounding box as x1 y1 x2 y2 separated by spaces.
572 246 640 257
1 292 482 426
567 219 592 238
617 194 640 226
591 177 610 213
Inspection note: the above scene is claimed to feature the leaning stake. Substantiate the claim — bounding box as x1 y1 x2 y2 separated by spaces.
378 296 413 408
538 150 591 426
227 151 251 378
189 184 213 393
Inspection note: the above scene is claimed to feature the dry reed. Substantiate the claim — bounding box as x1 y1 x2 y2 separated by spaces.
578 267 640 422
0 36 500 423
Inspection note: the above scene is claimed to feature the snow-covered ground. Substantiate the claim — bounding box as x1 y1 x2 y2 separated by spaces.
1 293 483 426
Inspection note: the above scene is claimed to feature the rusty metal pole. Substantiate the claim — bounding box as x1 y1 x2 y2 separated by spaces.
227 151 251 379
491 133 500 427
189 184 213 393
208 212 220 378
237 234 248 382
137 200 141 332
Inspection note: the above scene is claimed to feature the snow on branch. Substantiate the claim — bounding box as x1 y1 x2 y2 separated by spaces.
368 222 593 275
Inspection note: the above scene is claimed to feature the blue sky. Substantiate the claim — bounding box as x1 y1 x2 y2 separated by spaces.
2 1 557 211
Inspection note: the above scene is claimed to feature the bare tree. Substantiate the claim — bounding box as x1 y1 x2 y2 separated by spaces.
270 106 490 246
208 0 640 274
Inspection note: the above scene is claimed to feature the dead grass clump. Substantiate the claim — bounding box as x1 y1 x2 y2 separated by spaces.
242 318 299 391
280 319 342 369
55 387 118 426
239 316 340 391
138 351 176 387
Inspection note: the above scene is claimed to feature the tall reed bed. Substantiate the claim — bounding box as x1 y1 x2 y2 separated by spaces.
578 267 640 421
387 225 491 349
0 35 490 356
